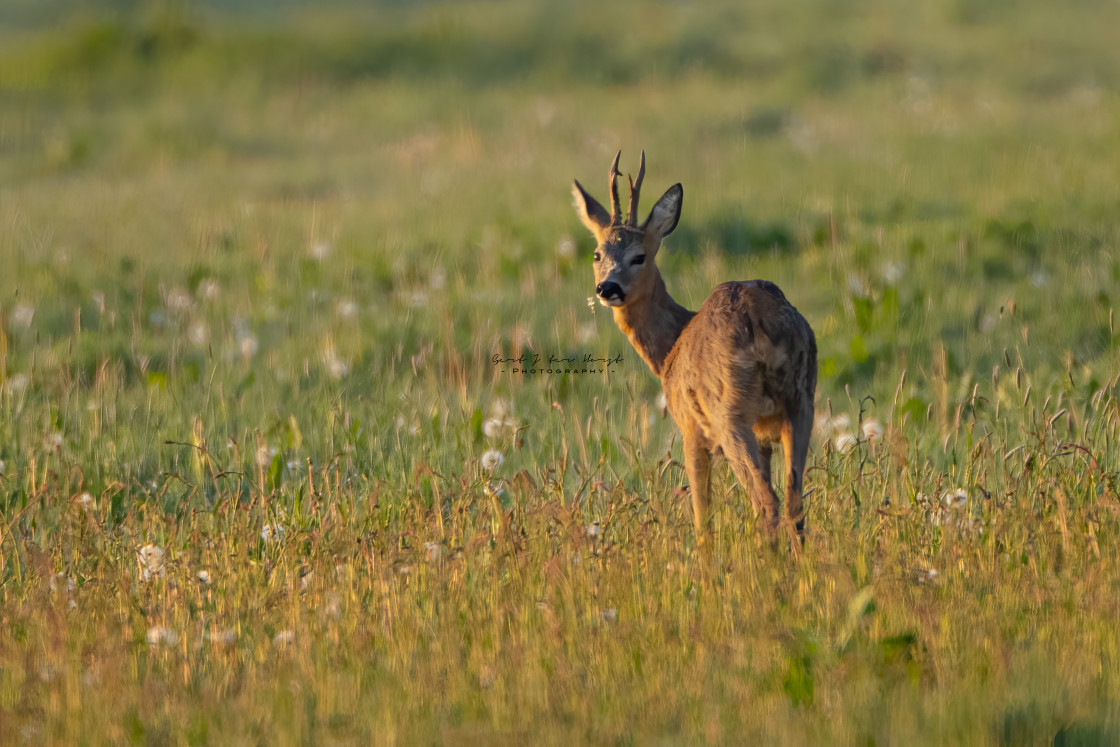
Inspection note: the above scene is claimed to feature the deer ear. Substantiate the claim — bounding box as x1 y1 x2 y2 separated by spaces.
642 184 682 241
572 180 611 239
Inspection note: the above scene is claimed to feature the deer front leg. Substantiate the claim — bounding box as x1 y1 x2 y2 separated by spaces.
682 434 711 543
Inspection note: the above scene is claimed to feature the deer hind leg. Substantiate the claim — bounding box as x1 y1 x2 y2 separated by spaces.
723 426 781 537
682 433 712 543
781 406 814 538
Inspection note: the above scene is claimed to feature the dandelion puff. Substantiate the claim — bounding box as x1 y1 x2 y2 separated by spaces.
482 418 504 439
5 373 30 396
941 489 967 508
831 413 851 432
861 418 884 444
835 432 858 453
197 570 211 585
138 544 165 582
481 449 504 471
10 304 35 329
78 492 94 508
239 334 259 358
261 524 285 544
556 236 576 261
187 321 210 346
586 522 603 538
146 625 178 647
310 242 332 260
256 445 277 467
336 299 359 320
208 628 236 645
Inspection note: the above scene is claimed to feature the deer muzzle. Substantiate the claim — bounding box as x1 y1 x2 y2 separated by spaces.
596 281 625 306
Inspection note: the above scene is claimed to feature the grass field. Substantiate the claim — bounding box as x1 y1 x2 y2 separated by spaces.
2 0 1120 743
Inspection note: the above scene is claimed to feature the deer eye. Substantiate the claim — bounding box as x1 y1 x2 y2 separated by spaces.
632 254 646 265
593 251 601 262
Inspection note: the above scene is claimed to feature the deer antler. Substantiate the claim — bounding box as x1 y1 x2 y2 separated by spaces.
608 151 622 225
626 150 646 227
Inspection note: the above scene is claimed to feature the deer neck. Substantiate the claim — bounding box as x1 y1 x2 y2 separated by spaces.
612 273 695 378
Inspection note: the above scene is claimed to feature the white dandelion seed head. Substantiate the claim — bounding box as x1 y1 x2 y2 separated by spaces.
272 630 295 646
556 236 576 261
861 418 884 443
10 304 35 329
424 542 443 562
187 320 210 346
198 279 221 301
586 522 602 538
430 267 446 290
208 628 236 645
4 373 30 397
881 262 905 285
941 489 968 508
831 413 851 433
310 242 332 260
146 625 178 647
197 570 211 585
138 544 165 581
239 334 259 358
78 491 94 508
480 449 504 471
261 524 285 544
336 299 359 320
835 432 858 454
256 445 277 467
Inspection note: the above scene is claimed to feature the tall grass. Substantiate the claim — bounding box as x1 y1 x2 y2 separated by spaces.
1 0 1119 742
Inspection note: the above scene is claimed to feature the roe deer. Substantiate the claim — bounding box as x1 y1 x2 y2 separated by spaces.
571 151 817 545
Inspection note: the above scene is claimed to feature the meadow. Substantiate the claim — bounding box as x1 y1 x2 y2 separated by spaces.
2 0 1120 743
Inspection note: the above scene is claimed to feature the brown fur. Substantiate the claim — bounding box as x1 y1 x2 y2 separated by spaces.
572 152 817 544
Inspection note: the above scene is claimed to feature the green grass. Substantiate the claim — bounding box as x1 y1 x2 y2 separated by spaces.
2 0 1120 743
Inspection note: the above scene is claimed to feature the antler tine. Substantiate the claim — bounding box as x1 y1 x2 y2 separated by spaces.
626 150 646 226
608 150 622 224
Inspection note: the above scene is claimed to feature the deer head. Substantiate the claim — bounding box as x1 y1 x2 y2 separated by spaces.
572 151 683 308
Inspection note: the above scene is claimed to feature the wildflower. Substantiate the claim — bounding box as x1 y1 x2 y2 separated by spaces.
324 592 343 619
187 321 210 346
430 267 446 290
197 570 211 585
556 236 576 261
835 432 858 453
146 625 178 647
336 299 359 320
198 279 220 301
256 445 278 467
5 373 29 395
138 544 165 582
49 572 75 594
831 413 851 432
78 492 94 508
861 418 884 444
239 334 259 358
941 489 967 509
261 524 285 544
481 449 504 471
424 542 443 562
208 628 236 645
881 262 905 285
10 304 34 329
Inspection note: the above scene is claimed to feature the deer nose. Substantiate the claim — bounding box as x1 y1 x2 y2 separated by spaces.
596 281 625 302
